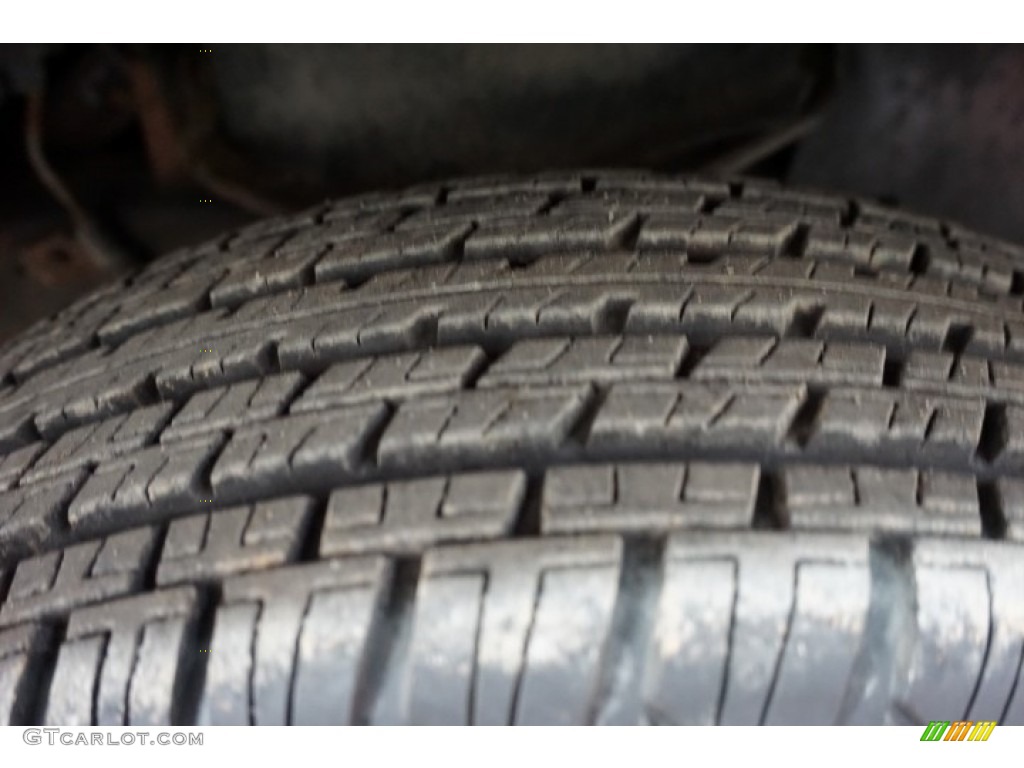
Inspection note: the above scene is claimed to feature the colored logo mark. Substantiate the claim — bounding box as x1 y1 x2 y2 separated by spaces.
920 721 997 742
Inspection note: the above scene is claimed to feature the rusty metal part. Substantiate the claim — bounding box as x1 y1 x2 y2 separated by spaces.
18 231 103 288
124 54 190 184
24 88 135 273
701 113 822 176
122 51 286 217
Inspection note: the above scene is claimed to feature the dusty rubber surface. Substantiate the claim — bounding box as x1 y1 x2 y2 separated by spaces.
0 171 1022 725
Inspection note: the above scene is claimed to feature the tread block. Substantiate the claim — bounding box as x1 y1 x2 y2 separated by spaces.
320 469 525 556
996 478 1024 541
716 197 845 225
285 208 403 242
903 351 1024 405
378 386 593 468
0 443 45 491
897 541 1024 723
276 303 439 369
152 329 283 398
906 305 1005 356
156 497 314 586
447 174 581 201
408 536 621 724
0 401 38 454
198 557 391 725
437 288 616 342
32 360 159 439
24 404 175 484
587 383 805 452
103 309 229 365
594 175 729 196
804 226 916 272
396 192 551 229
324 187 427 216
161 373 305 443
995 406 1024 467
97 281 214 345
646 532 869 725
45 587 198 725
478 335 687 388
784 466 981 536
67 436 224 535
692 337 886 387
0 527 159 627
209 246 325 308
0 471 87 559
227 207 322 246
210 404 389 499
809 389 986 464
315 222 473 284
290 347 485 412
542 462 759 534
10 330 102 384
905 536 1024 724
464 212 638 262
819 295 914 348
639 212 799 257
556 189 705 216
0 623 53 725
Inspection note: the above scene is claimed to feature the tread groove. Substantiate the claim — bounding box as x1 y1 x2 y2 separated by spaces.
507 570 544 725
977 403 1007 463
758 560 798 725
22 623 64 727
1000 639 1024 723
590 536 663 725
977 481 1006 540
356 557 419 725
176 587 217 726
964 570 996 719
753 470 784 529
837 537 914 725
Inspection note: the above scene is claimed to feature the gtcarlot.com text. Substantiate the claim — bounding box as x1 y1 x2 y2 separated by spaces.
23 729 204 746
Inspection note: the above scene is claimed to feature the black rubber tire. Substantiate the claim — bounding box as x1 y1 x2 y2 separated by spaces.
0 170 1022 726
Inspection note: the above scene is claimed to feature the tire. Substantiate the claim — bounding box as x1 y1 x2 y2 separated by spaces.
0 170 1022 726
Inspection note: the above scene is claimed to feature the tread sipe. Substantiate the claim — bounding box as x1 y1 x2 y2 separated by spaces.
0 171 1022 726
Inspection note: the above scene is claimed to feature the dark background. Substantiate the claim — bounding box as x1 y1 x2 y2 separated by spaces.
2 44 1023 341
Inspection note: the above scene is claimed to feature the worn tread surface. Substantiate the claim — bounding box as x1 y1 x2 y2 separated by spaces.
0 171 1023 725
